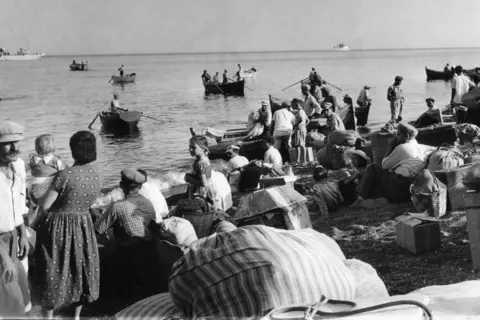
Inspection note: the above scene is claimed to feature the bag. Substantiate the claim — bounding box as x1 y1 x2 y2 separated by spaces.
169 226 356 319
174 196 215 238
410 169 447 218
326 130 360 150
426 145 464 171
306 131 325 149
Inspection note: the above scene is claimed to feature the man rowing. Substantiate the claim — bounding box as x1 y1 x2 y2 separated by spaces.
201 70 212 83
213 72 220 84
118 65 125 77
110 94 128 113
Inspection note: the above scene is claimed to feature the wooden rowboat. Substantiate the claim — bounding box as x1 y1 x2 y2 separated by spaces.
99 111 142 134
111 73 136 84
70 63 87 71
204 79 245 95
425 67 477 81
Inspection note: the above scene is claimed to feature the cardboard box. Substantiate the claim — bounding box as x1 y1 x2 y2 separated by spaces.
434 164 473 211
395 213 441 254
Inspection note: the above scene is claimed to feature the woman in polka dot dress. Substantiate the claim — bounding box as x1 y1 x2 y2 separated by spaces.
35 131 103 319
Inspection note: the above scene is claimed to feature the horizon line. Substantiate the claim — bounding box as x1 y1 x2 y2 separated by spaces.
47 46 480 57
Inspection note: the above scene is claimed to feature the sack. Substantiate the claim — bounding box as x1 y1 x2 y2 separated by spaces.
426 145 464 171
169 226 356 319
326 130 360 150
410 169 447 217
306 131 325 149
174 196 215 238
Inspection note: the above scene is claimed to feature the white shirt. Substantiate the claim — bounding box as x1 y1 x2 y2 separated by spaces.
272 109 296 137
227 155 249 175
357 89 370 104
0 159 28 233
304 94 321 116
139 181 169 223
382 140 434 178
264 146 283 167
452 74 474 104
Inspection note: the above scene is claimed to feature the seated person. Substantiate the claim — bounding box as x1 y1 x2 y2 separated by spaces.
351 123 434 208
338 150 371 204
241 111 265 141
311 166 344 217
413 97 443 128
95 168 159 300
263 135 283 167
322 102 345 133
226 145 249 192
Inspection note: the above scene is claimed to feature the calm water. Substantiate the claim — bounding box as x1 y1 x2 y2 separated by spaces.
1 48 479 185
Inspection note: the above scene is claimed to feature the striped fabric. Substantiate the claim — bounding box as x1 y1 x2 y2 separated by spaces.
169 225 356 319
115 292 183 320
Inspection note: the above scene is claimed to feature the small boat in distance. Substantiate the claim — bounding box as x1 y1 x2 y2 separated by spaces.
204 79 245 96
333 42 351 51
110 73 136 84
0 47 46 60
99 111 142 134
70 62 88 71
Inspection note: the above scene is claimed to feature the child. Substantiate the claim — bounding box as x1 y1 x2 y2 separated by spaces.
28 134 66 206
338 150 371 204
311 166 343 217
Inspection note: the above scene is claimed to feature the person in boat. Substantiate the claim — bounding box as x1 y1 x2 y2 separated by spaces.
235 64 242 80
387 75 404 123
225 145 249 178
118 64 125 77
301 84 321 119
338 94 356 131
81 61 85 70
72 60 76 65
322 102 345 133
222 69 228 84
321 87 338 112
94 168 159 301
110 93 128 113
213 72 220 84
309 68 316 82
444 63 450 73
351 123 434 209
356 85 372 108
201 70 212 83
451 65 475 106
413 97 443 128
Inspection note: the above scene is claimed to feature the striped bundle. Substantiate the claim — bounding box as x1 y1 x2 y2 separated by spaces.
169 225 356 319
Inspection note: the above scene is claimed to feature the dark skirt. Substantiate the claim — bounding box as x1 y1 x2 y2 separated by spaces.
35 211 100 310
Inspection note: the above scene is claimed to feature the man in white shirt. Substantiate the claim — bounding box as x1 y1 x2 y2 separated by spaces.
351 123 434 208
0 120 30 315
263 136 283 167
301 84 321 118
226 145 249 177
356 85 372 108
451 65 474 105
271 102 296 151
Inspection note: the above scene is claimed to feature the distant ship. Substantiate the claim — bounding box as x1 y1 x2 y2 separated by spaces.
0 47 46 61
333 42 351 51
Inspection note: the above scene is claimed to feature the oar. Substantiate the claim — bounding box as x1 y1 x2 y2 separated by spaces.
141 112 162 122
324 80 343 91
88 101 109 129
282 77 309 91
212 82 225 94
228 77 254 91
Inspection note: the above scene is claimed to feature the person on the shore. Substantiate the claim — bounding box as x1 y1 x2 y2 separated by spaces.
338 150 371 204
36 131 102 319
222 69 228 84
201 70 212 83
291 98 309 164
271 101 296 152
27 134 67 207
0 120 31 316
451 65 475 106
118 64 124 77
213 72 220 84
444 63 450 73
309 68 316 82
387 75 404 123
301 84 321 118
95 168 158 301
0 242 25 316
413 97 443 128
356 85 372 108
351 123 434 208
110 93 128 113
226 145 249 177
258 100 272 131
311 165 343 217
338 94 356 131
321 87 338 112
322 102 345 133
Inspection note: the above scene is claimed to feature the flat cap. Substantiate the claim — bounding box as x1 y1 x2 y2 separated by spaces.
425 97 435 103
395 75 403 81
121 168 146 184
322 102 333 109
0 120 24 143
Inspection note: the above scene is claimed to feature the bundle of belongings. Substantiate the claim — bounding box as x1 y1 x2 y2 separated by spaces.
455 123 480 148
410 169 447 218
426 145 464 171
317 130 363 169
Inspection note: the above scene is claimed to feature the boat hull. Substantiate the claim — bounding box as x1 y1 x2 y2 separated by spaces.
70 64 88 71
111 73 136 84
425 66 477 81
0 53 45 61
204 79 245 95
333 47 351 51
99 111 142 134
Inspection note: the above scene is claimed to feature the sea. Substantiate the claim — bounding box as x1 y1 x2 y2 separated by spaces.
1 48 479 186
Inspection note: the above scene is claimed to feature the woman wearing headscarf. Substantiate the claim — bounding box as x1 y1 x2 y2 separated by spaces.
36 131 102 319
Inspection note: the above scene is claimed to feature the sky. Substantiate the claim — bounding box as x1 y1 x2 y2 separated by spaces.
1 0 480 55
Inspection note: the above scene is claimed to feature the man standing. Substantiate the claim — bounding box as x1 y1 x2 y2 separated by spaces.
110 93 128 113
451 65 474 106
321 87 338 112
118 64 124 77
356 85 372 108
301 84 321 118
271 102 296 152
222 69 228 84
213 72 220 84
444 63 450 73
0 120 30 316
387 76 404 123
